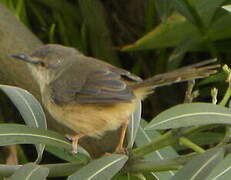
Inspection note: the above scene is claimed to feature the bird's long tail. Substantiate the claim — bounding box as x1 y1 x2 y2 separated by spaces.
131 59 220 93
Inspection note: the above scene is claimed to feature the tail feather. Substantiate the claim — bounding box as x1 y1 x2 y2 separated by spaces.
131 59 220 90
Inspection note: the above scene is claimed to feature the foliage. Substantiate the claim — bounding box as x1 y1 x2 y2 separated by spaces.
0 0 231 179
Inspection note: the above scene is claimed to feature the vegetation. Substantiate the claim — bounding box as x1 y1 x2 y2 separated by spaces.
0 0 231 179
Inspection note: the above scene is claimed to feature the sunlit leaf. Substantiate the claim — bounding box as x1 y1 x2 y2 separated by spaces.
223 5 231 12
145 103 231 130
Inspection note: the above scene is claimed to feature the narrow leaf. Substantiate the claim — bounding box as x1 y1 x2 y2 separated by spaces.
167 37 200 70
45 146 89 163
173 0 201 28
0 85 47 162
0 124 90 159
196 0 227 26
145 103 231 130
123 3 231 51
8 163 49 180
205 153 231 180
135 119 177 179
0 162 84 178
223 5 231 13
127 101 142 149
122 14 199 51
155 0 173 23
171 148 224 180
68 154 128 180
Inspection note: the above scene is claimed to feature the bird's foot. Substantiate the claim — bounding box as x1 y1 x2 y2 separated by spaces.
65 134 84 154
114 146 128 154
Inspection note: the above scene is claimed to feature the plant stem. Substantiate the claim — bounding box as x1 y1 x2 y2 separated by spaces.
219 66 231 106
130 131 177 160
130 124 219 160
179 137 205 153
219 84 231 106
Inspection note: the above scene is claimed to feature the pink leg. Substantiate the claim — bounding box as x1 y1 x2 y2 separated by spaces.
115 119 129 154
66 134 84 154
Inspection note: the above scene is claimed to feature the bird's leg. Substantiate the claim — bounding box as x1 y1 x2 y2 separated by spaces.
114 119 129 154
66 134 84 154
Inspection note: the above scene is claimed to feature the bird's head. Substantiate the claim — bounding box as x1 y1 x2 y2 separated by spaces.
11 44 81 88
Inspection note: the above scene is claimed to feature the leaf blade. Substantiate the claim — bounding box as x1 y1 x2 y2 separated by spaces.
171 148 224 180
0 85 47 162
145 103 231 130
127 101 142 149
67 154 128 180
8 163 49 180
205 153 231 180
135 119 177 179
0 124 90 160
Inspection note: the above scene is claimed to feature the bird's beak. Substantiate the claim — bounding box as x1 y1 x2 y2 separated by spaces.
11 54 41 65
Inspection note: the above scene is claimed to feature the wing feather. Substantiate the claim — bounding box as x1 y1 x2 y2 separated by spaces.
50 59 138 105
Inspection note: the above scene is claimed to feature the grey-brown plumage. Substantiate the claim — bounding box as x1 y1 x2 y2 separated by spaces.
11 44 219 153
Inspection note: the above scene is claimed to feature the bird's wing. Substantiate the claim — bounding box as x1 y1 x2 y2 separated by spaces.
49 59 139 105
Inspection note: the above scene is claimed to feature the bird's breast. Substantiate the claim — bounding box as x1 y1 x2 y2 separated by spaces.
42 93 138 137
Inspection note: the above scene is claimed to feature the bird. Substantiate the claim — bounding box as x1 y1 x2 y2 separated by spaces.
11 44 219 154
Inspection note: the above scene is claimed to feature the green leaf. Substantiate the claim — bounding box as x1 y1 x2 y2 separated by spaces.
167 37 200 70
123 1 231 52
205 153 231 180
0 124 90 160
173 0 202 29
45 145 89 163
8 163 49 180
171 148 224 180
223 5 231 12
127 101 142 149
175 132 224 151
0 162 84 178
155 0 173 23
145 103 231 130
197 71 228 86
135 119 177 179
173 0 226 28
0 85 47 162
67 154 128 180
122 13 199 51
195 0 227 27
